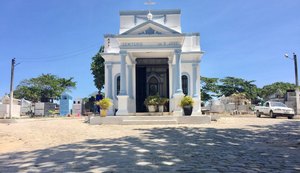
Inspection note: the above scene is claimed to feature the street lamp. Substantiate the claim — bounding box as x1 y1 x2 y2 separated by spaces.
284 53 298 87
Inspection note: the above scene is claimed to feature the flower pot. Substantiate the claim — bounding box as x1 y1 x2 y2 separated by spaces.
100 110 107 117
148 105 156 112
158 105 164 112
183 106 193 116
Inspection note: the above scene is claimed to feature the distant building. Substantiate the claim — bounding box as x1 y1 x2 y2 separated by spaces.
59 93 73 116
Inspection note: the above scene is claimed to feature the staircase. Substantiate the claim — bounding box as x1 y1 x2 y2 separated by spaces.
88 114 211 125
122 116 177 125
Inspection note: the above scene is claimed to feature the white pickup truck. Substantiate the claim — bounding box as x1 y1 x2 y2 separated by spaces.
255 101 295 119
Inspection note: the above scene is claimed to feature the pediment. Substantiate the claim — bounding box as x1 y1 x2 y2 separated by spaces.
121 20 180 35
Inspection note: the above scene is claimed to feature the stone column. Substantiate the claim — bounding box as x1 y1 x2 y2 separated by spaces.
119 50 127 95
175 49 183 93
173 49 184 116
192 63 201 115
192 63 198 97
106 63 113 99
117 50 129 115
172 65 175 96
127 64 133 98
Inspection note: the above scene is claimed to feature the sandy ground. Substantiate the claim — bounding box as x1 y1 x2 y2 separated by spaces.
0 116 299 154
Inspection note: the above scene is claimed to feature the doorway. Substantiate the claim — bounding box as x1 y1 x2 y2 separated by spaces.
135 58 169 112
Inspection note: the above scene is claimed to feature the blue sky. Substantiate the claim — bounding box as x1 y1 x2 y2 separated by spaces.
1 0 300 99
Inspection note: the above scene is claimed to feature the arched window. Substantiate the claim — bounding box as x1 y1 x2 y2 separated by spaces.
182 75 188 95
117 76 120 95
115 74 120 98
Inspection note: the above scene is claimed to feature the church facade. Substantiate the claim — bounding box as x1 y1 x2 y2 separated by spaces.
101 9 203 116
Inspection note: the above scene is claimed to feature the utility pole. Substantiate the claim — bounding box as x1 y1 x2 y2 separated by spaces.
9 58 16 119
293 53 298 87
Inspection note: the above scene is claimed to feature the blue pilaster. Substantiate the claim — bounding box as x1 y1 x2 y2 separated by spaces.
172 64 175 96
175 49 183 93
127 64 133 98
106 63 113 99
193 63 198 97
119 50 127 95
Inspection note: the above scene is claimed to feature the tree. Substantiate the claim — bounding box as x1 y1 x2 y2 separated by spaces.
218 76 258 101
14 74 76 102
91 46 105 91
200 76 219 102
260 82 296 100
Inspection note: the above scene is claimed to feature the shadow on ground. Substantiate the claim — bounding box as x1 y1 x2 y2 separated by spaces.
0 121 299 172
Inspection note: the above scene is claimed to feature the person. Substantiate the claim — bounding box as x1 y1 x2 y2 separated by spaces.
89 96 96 113
95 91 103 113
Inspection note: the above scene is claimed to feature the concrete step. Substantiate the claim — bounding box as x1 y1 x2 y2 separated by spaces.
122 119 177 125
135 112 172 116
88 115 211 125
123 116 177 121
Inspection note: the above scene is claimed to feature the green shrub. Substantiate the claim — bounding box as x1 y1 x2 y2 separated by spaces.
95 98 113 110
144 95 159 106
180 96 194 107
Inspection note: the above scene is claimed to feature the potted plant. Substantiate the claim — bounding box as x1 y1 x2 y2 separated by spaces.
158 97 169 112
95 98 113 117
180 96 194 116
144 95 159 112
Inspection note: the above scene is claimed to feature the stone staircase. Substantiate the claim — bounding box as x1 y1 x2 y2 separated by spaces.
88 114 211 125
122 116 177 125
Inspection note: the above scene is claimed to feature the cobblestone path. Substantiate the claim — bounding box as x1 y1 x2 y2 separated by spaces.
0 118 299 172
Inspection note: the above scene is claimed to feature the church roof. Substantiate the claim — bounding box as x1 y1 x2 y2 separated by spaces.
121 20 181 35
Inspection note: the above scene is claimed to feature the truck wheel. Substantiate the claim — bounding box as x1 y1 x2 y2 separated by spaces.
288 115 294 119
270 111 276 118
256 111 261 117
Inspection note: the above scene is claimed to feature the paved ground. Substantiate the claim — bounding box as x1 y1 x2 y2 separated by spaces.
0 116 299 172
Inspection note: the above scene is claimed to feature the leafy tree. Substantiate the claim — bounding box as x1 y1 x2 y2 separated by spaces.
14 74 76 102
218 76 258 101
91 46 105 91
200 76 219 102
260 82 296 99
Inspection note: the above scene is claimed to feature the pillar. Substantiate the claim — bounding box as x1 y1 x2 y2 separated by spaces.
127 64 133 98
175 49 183 93
173 49 184 116
119 50 127 95
106 63 113 99
192 63 199 97
117 50 129 115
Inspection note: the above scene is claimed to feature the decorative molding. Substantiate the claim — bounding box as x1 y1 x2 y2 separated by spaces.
119 50 127 55
120 44 181 50
121 20 180 35
105 61 120 65
120 9 181 16
174 49 182 55
104 33 199 38
101 53 119 56
182 60 201 64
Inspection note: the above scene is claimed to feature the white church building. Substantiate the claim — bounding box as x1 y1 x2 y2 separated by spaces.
101 9 203 116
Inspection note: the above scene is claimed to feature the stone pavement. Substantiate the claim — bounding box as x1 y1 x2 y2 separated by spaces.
0 119 299 172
